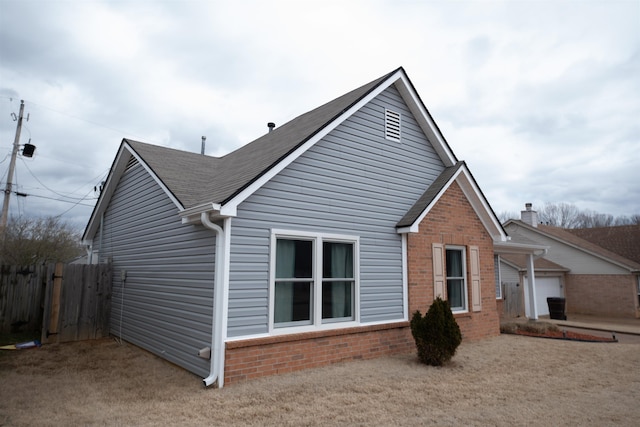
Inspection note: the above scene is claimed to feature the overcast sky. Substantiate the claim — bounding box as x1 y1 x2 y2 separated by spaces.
1 0 638 230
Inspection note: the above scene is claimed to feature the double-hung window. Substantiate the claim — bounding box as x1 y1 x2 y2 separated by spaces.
433 243 480 313
446 247 468 312
272 230 358 330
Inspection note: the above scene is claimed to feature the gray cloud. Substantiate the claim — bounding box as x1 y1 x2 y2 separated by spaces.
0 0 638 229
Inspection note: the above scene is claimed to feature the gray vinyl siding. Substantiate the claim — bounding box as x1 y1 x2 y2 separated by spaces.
227 86 445 337
96 161 216 378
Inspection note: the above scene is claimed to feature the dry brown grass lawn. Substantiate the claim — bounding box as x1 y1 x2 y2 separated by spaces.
1 334 639 426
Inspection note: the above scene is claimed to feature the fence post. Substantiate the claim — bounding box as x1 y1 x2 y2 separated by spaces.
40 263 64 344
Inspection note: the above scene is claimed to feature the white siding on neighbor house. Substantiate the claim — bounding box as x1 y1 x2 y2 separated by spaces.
226 85 445 338
96 161 216 378
505 224 629 275
499 261 521 286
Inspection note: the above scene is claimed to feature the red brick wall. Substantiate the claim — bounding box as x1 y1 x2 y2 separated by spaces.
407 181 500 340
225 322 413 385
565 274 639 318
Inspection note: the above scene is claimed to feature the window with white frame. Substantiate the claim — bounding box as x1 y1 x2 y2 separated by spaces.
272 231 357 329
494 255 502 299
446 247 468 312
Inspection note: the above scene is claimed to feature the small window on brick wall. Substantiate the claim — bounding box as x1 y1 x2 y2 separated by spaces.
385 109 401 142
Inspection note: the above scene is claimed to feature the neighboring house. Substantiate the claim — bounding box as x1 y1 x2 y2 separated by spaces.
501 205 640 319
498 253 569 318
83 67 521 387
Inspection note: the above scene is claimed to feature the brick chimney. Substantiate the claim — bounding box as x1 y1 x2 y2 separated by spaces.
521 203 539 227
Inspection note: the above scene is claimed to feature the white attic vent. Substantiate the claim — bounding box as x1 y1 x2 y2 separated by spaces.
385 109 401 142
125 156 139 172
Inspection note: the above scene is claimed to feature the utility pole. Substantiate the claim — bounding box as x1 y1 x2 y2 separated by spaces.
1 100 25 231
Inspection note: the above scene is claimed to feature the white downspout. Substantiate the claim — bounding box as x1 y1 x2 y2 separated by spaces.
525 253 538 320
200 212 228 388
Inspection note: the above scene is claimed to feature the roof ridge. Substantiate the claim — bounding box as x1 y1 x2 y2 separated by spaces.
195 68 403 206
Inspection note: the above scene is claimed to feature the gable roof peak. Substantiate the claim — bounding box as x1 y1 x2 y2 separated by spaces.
85 67 461 240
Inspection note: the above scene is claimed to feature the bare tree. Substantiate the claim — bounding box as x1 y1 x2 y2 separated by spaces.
576 210 615 228
613 215 640 226
535 202 639 228
0 216 84 265
538 202 582 228
497 211 519 224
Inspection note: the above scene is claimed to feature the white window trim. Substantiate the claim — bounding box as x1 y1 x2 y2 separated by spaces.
446 245 469 314
269 229 360 335
495 254 503 300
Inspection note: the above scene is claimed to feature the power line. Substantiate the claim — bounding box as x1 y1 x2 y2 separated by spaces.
53 186 97 218
11 98 157 144
18 157 97 201
66 168 110 196
14 191 95 207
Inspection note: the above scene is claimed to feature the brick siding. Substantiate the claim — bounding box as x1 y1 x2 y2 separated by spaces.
407 181 500 340
565 274 639 318
225 322 413 385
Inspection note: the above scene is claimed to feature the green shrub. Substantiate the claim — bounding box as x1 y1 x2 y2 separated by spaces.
410 297 462 366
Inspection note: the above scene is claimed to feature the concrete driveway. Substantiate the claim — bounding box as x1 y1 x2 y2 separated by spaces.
546 314 640 344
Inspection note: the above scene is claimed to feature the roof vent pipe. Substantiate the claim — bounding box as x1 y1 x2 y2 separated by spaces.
201 136 206 155
267 122 275 133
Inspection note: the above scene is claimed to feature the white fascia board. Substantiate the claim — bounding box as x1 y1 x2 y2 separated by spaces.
454 168 508 242
493 240 549 256
179 203 236 225
124 142 184 211
394 75 457 167
396 166 465 234
222 69 406 212
82 144 131 243
83 141 185 244
398 183 453 234
179 202 223 222
396 166 507 241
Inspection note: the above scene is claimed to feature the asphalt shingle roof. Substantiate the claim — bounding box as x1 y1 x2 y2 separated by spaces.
125 68 398 209
395 161 464 228
567 225 640 265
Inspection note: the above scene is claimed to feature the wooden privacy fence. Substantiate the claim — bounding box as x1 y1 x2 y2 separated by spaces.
0 263 112 344
502 281 524 318
0 265 47 334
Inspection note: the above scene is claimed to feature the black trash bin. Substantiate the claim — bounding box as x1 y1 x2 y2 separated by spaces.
547 297 566 320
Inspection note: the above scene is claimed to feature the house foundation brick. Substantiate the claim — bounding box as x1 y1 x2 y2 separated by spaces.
224 322 413 385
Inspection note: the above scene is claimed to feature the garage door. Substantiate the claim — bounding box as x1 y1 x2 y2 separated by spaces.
524 276 563 317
